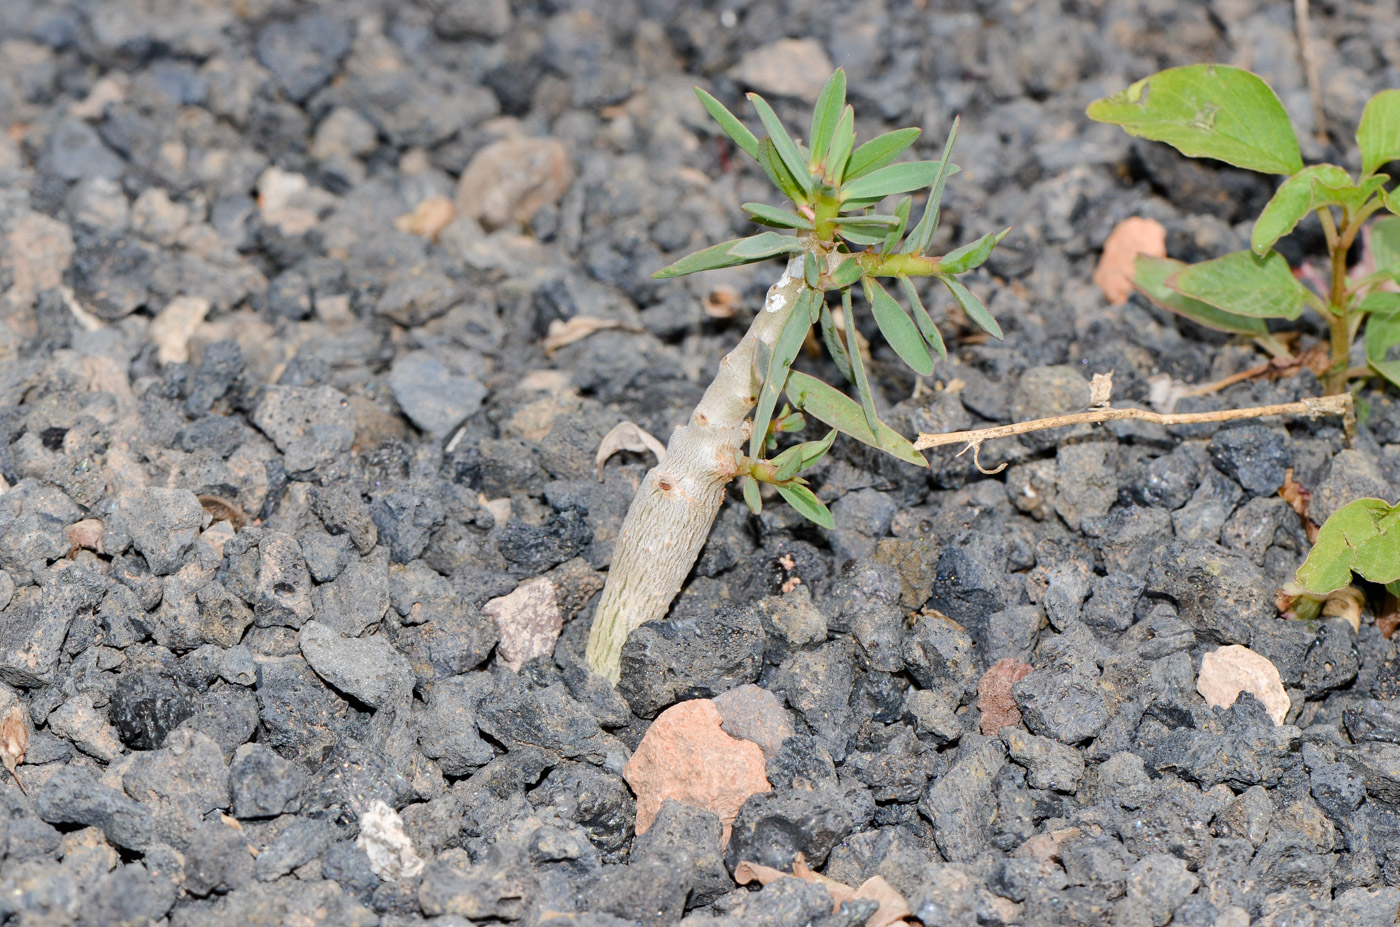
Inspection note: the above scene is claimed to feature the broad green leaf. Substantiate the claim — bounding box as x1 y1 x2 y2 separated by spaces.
903 117 959 255
769 428 838 476
1360 292 1400 317
776 483 835 529
1250 164 1355 255
898 276 947 360
881 197 912 256
828 256 863 288
1133 256 1272 337
695 88 759 160
825 106 856 184
1371 215 1400 276
743 202 813 229
749 288 816 458
1168 249 1309 320
808 70 847 167
1359 89 1400 176
757 138 805 202
865 277 934 376
728 230 805 260
654 233 802 278
840 160 944 202
844 128 921 181
1086 65 1303 175
1367 310 1400 388
938 274 1003 339
742 475 762 514
748 93 814 195
842 286 881 437
818 296 854 383
936 227 1011 274
1296 497 1400 593
785 369 927 466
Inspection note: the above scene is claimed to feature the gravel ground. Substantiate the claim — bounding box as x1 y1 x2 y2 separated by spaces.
2 1 1400 925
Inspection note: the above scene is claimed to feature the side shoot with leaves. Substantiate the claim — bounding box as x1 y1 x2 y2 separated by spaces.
1088 65 1400 396
585 70 1006 681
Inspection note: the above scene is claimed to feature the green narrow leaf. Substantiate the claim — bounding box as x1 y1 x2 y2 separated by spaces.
898 276 947 360
903 117 959 255
824 105 856 184
749 289 816 458
1251 164 1373 255
785 370 927 466
742 475 762 514
881 197 912 256
844 127 921 181
1168 249 1310 320
830 214 902 228
936 227 1012 274
828 257 863 288
842 286 881 438
653 233 800 278
1367 310 1400 389
769 428 838 477
757 138 805 202
1132 256 1272 337
1359 89 1400 176
727 230 804 259
776 483 836 529
748 93 814 195
836 227 887 246
743 202 814 229
695 88 759 160
840 160 944 202
807 69 847 167
864 277 934 376
1086 64 1303 175
938 274 1003 339
804 251 820 288
819 295 854 383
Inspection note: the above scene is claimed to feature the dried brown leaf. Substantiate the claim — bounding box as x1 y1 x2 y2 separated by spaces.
733 860 788 886
1094 216 1167 305
1379 590 1400 640
596 422 667 482
543 317 638 358
1322 585 1366 635
1279 468 1318 543
1 704 28 794
853 875 914 927
703 284 741 319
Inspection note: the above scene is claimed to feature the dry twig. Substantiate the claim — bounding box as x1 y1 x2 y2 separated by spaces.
916 385 1353 476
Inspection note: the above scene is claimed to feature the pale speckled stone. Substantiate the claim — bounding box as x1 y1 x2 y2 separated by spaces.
483 577 563 672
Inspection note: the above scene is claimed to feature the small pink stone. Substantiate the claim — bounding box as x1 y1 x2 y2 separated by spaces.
624 699 770 843
978 658 1034 735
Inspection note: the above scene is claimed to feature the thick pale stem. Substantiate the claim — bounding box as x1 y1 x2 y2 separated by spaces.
585 258 806 682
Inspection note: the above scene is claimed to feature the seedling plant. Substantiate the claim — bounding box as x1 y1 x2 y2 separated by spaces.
585 70 1007 681
1088 65 1400 396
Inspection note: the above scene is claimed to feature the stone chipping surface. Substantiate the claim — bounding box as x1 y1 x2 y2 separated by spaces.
1 1 1400 925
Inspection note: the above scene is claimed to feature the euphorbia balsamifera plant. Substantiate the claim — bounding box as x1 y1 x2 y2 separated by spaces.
585 70 1008 682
